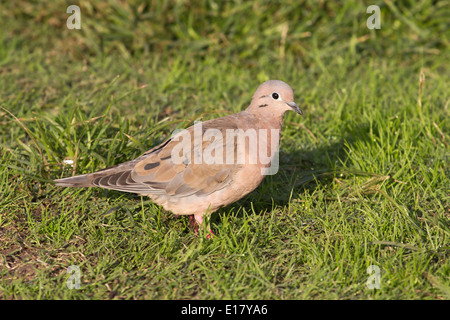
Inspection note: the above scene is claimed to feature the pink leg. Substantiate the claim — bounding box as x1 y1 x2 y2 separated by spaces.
189 215 199 233
189 214 214 239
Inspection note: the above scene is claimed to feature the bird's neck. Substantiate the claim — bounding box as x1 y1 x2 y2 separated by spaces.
245 106 285 131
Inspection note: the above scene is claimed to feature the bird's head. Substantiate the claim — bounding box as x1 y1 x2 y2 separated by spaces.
247 80 302 117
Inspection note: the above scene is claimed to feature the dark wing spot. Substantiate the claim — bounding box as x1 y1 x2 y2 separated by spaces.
144 162 160 170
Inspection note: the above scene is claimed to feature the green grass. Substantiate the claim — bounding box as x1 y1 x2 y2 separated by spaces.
0 0 449 299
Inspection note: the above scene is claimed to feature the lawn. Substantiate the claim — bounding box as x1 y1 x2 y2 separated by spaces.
0 0 448 299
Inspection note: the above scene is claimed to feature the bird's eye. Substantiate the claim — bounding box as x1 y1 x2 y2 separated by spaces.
271 92 280 100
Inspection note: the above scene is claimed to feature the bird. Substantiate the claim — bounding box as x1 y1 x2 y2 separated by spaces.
54 80 303 237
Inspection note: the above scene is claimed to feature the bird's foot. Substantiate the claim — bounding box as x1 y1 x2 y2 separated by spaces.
189 214 214 239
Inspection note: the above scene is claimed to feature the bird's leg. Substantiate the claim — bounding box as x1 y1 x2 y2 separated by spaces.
190 214 214 239
189 215 199 234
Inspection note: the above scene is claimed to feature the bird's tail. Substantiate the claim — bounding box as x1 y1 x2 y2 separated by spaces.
53 160 136 188
54 172 98 187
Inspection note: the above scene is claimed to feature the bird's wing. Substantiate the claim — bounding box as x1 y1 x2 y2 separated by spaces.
55 114 250 198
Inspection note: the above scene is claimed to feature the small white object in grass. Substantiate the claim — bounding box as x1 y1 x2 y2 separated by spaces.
63 159 74 167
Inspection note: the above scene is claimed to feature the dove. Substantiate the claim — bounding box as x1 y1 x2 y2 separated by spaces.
54 80 303 237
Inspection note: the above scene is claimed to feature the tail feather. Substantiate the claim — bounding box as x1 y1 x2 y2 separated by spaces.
53 158 156 195
53 160 135 188
53 149 170 194
54 173 96 187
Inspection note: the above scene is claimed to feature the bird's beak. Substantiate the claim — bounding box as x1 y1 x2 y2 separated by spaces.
287 102 303 115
